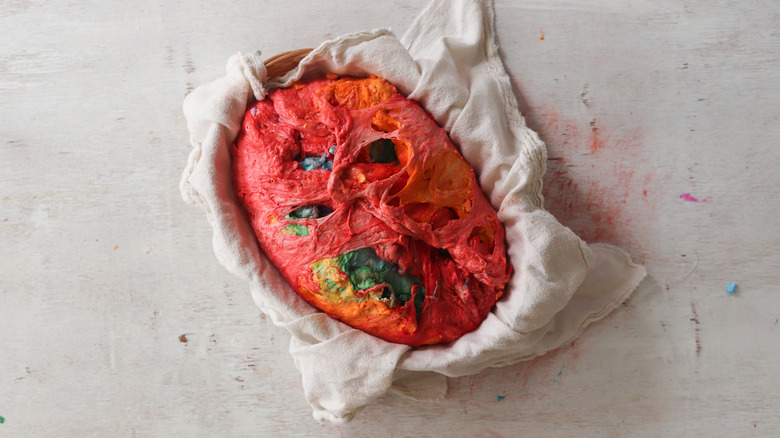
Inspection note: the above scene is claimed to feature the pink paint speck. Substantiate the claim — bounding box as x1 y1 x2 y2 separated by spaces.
680 193 708 202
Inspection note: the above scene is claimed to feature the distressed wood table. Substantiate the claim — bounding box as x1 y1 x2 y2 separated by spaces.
2 0 779 436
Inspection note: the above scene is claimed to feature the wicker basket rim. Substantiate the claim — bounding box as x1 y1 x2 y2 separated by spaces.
265 48 313 80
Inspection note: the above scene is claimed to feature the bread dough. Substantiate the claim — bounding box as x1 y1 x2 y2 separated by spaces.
231 75 511 346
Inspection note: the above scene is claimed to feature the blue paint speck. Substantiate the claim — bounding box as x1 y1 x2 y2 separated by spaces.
551 365 565 383
301 152 330 171
727 282 737 295
496 394 506 402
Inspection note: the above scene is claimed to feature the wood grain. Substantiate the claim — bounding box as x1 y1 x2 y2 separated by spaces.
1 0 779 436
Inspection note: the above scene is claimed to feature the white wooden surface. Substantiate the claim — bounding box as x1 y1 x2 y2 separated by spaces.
2 1 779 436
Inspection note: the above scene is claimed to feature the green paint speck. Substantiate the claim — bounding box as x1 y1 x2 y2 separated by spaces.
496 394 506 402
282 223 309 237
0 415 5 424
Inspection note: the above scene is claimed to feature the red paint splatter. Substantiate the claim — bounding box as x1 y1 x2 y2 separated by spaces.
587 120 609 153
533 107 653 249
589 133 606 153
468 374 479 399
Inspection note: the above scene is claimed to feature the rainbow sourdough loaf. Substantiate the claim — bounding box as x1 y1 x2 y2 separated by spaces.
231 75 512 346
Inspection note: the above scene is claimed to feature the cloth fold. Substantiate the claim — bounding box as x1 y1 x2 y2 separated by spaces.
180 0 646 424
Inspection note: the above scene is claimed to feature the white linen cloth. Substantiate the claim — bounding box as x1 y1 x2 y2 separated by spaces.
181 0 646 424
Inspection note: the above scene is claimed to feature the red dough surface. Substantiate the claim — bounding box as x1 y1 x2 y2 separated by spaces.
231 75 511 346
